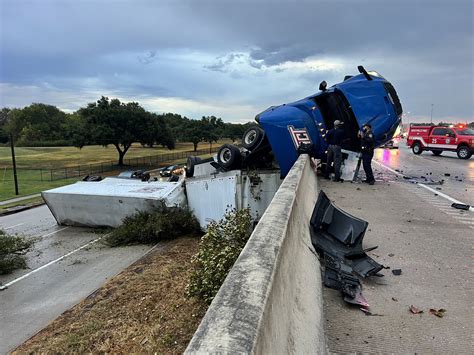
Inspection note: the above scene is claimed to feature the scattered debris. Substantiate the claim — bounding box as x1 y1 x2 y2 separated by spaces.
360 308 384 316
444 173 451 177
451 203 470 211
388 253 395 257
429 308 447 318
392 297 398 302
392 269 402 276
310 191 384 308
436 187 442 190
409 305 423 314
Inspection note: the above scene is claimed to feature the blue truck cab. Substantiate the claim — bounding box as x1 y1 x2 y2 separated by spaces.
256 66 403 177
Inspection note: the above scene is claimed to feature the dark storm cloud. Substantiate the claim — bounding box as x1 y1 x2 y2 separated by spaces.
0 0 472 122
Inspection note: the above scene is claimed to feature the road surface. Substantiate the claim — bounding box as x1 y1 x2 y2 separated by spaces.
0 205 151 354
322 146 473 353
373 143 473 206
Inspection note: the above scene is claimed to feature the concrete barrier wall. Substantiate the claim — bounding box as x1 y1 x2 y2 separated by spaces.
185 155 327 354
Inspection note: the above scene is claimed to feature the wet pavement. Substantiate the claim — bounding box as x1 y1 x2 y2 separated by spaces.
373 143 474 206
0 205 151 354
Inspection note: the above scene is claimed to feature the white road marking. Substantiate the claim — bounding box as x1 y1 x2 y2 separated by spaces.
4 223 25 230
373 160 473 213
41 227 69 238
1 234 108 289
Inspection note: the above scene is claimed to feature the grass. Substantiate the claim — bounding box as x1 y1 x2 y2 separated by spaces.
0 141 230 169
13 237 208 354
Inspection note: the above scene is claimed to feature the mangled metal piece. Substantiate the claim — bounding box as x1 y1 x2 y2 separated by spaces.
310 190 384 306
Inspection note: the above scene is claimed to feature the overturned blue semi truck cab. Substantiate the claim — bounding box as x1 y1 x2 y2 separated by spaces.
256 66 403 177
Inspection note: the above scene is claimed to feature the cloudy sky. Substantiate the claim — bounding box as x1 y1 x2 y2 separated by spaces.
0 0 472 123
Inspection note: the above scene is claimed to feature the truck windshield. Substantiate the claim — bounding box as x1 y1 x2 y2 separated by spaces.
457 128 474 135
313 89 360 151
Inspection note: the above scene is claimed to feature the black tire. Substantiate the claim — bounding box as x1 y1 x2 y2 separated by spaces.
457 146 472 160
185 156 201 177
412 142 423 155
432 150 442 156
241 126 264 150
217 144 242 169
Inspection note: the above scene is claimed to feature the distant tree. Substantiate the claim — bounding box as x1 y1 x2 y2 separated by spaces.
182 119 205 151
78 96 161 166
62 113 88 148
4 103 67 145
0 108 10 143
201 116 224 151
139 113 175 149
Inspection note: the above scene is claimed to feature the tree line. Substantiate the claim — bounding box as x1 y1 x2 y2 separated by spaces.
0 97 255 165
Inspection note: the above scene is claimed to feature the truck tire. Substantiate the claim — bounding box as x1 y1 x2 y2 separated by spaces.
185 156 201 177
457 146 472 159
412 142 423 155
432 150 442 156
241 126 264 150
217 144 242 169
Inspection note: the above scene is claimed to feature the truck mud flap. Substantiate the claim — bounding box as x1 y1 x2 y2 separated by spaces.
310 190 384 307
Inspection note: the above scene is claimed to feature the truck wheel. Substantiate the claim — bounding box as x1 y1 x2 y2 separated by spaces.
457 146 472 159
242 126 264 150
217 144 242 169
185 156 201 177
432 150 442 156
412 142 423 155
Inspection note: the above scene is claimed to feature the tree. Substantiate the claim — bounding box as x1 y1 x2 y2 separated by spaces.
182 119 205 151
139 113 175 149
0 108 10 143
4 103 67 145
201 116 224 151
78 97 154 166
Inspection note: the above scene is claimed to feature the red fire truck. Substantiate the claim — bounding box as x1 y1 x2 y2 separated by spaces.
406 125 473 159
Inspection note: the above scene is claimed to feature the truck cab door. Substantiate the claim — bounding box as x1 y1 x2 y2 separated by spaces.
445 129 456 147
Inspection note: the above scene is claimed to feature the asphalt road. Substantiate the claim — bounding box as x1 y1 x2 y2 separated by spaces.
322 148 473 354
373 143 474 206
0 205 151 354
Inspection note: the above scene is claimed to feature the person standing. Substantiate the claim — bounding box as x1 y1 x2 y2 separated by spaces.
359 123 375 185
324 120 345 182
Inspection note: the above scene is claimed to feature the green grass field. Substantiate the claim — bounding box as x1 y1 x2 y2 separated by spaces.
0 141 228 201
0 142 226 169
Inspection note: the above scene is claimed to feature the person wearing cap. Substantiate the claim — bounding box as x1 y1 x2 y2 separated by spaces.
324 120 345 182
359 123 375 185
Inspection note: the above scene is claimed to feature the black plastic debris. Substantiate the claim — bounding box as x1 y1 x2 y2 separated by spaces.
392 269 402 276
310 191 384 307
451 203 470 211
444 173 451 177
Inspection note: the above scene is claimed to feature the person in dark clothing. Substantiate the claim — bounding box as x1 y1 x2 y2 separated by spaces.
325 120 345 182
359 123 375 185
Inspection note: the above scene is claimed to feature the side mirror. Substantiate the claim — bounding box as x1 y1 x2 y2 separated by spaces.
319 81 327 91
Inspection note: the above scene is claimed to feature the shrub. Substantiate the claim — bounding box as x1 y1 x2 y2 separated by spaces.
104 207 201 247
186 208 253 304
0 230 34 275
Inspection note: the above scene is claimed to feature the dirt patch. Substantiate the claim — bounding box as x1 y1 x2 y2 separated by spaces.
14 236 207 354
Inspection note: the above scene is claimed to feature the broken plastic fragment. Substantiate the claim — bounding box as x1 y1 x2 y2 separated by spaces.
409 305 423 314
392 269 402 276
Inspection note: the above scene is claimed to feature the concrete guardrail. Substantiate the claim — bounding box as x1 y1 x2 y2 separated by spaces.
185 155 327 354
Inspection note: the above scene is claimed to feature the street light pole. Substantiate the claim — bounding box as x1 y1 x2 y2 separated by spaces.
10 134 19 196
430 104 434 124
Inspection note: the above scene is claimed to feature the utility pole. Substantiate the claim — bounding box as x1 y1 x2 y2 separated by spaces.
430 104 434 124
10 134 19 196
